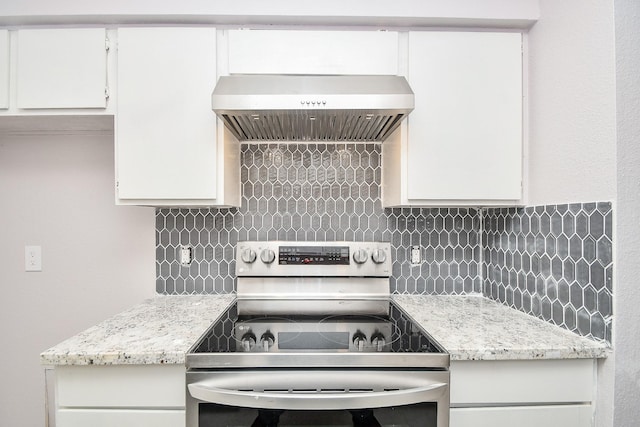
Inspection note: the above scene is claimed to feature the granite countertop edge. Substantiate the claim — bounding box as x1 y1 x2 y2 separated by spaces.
40 294 235 367
40 294 609 366
392 294 610 361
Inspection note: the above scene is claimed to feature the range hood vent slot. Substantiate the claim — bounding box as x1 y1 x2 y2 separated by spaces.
220 111 406 142
212 75 414 143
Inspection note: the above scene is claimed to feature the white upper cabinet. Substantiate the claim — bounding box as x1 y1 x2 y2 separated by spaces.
383 31 523 206
226 30 399 75
16 28 108 109
0 30 8 109
116 27 239 206
409 31 522 202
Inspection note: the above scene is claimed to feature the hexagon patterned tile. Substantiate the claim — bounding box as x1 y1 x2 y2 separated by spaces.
483 203 613 343
156 143 482 297
155 143 613 345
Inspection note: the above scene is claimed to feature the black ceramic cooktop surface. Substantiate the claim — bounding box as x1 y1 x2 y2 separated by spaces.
191 300 444 355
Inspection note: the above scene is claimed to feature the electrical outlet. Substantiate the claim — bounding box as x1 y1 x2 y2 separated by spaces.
179 245 192 266
25 245 42 272
410 246 422 265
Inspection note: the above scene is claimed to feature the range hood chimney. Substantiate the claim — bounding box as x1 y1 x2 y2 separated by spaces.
211 75 414 143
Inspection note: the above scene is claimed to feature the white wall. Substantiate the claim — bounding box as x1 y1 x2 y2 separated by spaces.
527 0 616 206
613 0 640 425
0 129 155 427
527 2 617 426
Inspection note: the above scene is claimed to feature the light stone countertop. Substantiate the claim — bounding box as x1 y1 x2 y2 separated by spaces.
40 295 234 366
392 294 609 360
41 294 609 366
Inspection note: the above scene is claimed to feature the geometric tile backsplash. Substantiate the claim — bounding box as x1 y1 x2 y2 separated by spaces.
156 143 482 297
155 143 613 344
483 203 613 343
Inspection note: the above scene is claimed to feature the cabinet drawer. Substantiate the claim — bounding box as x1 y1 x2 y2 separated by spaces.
57 409 185 427
450 404 592 427
57 365 185 408
450 359 594 405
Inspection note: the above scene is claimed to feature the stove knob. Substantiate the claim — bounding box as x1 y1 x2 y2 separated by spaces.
352 249 368 265
260 332 275 351
371 249 387 264
240 332 256 352
241 248 257 264
260 249 276 264
371 332 386 352
353 331 367 352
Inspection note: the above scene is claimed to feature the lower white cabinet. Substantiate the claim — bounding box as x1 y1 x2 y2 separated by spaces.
51 359 596 427
54 365 185 427
450 359 596 427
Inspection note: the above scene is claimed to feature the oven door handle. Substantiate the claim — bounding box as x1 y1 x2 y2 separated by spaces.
188 382 447 410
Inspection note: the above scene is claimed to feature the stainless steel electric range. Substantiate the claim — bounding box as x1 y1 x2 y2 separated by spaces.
186 241 450 427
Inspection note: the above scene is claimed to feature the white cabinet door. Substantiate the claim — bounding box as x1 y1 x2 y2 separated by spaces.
227 30 399 75
116 27 238 205
0 30 8 109
17 28 107 109
406 31 522 202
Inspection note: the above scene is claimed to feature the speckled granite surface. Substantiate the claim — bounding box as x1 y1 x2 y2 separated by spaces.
40 295 234 366
393 294 609 360
41 294 608 366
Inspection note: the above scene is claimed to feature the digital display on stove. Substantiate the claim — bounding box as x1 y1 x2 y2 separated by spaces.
278 332 350 350
279 246 350 265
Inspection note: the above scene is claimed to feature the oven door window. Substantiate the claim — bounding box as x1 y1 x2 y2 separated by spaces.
198 403 437 427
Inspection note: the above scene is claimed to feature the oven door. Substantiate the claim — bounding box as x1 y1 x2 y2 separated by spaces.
187 369 449 427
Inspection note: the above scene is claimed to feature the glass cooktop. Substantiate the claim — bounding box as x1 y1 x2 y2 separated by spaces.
190 300 445 355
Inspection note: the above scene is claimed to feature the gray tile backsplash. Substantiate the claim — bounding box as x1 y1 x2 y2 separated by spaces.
483 203 613 343
154 143 613 344
156 143 481 296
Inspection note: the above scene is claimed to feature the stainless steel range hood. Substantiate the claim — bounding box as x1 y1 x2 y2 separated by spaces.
211 75 414 142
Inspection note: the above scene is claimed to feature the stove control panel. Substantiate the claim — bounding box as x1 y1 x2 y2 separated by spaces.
236 241 391 277
279 245 350 265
